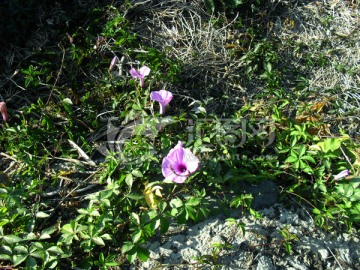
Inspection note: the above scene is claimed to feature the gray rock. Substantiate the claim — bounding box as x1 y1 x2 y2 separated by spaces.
256 255 274 270
132 202 360 270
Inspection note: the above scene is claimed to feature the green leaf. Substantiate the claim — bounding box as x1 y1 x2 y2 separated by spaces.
197 206 210 220
125 174 134 188
127 250 137 264
77 209 88 215
47 246 64 255
14 245 28 254
126 193 144 200
160 216 170 234
185 197 200 207
185 206 196 220
31 242 44 251
98 252 105 263
284 242 292 254
326 138 341 152
0 245 12 256
40 227 56 239
30 250 44 259
131 170 143 178
158 201 167 212
24 233 37 241
301 165 314 174
45 258 58 269
101 233 112 241
290 136 298 147
301 155 316 163
314 180 327 193
349 204 360 222
105 262 118 266
62 98 73 105
170 198 183 208
121 242 134 254
136 246 150 262
101 198 111 207
225 218 237 225
199 146 213 153
131 212 140 225
13 254 28 266
249 208 262 219
314 138 342 153
36 211 50 218
3 235 23 244
25 256 37 268
293 160 300 170
298 145 306 156
131 230 142 243
90 209 100 217
132 103 142 111
0 254 11 261
336 184 354 198
203 137 211 143
92 237 105 246
177 209 187 224
285 155 298 163
61 220 77 235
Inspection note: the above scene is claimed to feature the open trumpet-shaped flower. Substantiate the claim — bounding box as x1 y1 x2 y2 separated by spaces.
334 169 350 181
0 102 9 122
129 65 150 88
108 56 118 72
162 141 199 183
150 90 173 115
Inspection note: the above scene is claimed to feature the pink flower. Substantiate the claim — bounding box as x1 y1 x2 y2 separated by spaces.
129 66 150 88
334 169 350 181
150 90 173 115
0 102 9 122
109 56 118 72
93 36 105 49
162 141 199 183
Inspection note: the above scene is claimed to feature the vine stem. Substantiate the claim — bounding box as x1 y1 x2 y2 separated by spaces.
46 44 65 105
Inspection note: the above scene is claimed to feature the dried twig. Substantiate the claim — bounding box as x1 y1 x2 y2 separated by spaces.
68 139 97 167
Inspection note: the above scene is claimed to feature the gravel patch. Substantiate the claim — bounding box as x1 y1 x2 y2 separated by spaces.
132 200 359 269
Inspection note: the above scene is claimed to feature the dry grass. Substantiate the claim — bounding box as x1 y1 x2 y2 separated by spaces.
126 0 359 136
271 0 360 138
125 0 254 114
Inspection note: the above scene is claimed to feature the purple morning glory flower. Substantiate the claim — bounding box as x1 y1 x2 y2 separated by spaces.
162 141 199 183
129 65 150 88
93 36 105 50
334 169 350 181
150 90 173 115
0 102 9 122
109 56 118 72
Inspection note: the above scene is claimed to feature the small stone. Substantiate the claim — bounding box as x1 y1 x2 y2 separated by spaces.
179 247 200 262
289 258 309 270
256 255 274 270
159 247 173 257
148 241 160 251
337 247 352 265
318 248 328 260
260 207 275 218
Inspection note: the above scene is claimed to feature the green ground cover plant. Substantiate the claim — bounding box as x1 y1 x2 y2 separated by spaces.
0 0 359 268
